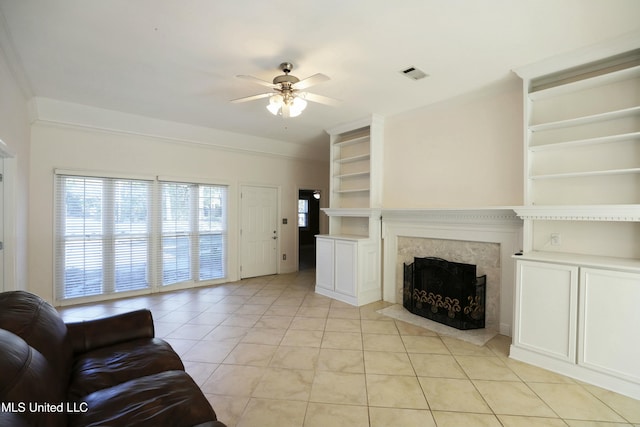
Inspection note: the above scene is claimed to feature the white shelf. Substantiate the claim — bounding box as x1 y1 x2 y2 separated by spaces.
334 171 370 179
529 64 640 101
530 106 640 132
315 233 370 241
333 135 369 147
529 131 640 152
335 153 370 164
334 188 370 194
530 167 640 180
322 208 380 217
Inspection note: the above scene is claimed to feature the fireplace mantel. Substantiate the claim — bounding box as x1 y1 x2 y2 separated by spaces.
323 206 523 225
381 207 522 225
324 205 640 222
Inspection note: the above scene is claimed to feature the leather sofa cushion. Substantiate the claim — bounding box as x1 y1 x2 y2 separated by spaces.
0 290 73 385
68 370 218 427
0 329 66 427
66 309 155 354
68 337 185 400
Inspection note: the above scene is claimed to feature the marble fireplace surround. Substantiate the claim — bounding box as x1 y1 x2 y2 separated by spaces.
381 208 522 336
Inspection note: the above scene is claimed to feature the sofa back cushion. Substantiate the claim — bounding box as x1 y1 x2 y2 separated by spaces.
0 291 73 386
0 329 66 427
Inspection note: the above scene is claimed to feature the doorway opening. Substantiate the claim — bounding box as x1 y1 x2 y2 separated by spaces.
298 189 320 270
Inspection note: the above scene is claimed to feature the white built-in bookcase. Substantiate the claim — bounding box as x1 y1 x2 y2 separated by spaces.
315 115 383 306
511 38 640 400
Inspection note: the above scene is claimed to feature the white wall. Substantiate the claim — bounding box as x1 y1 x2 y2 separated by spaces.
0 44 31 291
28 115 329 303
383 76 524 208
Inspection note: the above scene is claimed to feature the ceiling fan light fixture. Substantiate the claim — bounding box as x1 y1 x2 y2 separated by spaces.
266 93 307 117
291 96 307 114
235 62 337 117
266 94 283 115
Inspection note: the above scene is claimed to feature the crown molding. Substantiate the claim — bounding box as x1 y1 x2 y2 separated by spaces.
513 30 640 80
29 97 328 162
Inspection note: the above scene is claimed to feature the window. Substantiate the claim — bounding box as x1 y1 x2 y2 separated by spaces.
298 198 309 228
55 173 228 301
161 182 192 284
160 182 227 286
55 175 151 299
198 185 227 281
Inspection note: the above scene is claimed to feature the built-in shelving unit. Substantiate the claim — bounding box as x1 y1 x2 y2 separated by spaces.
525 60 640 208
327 114 383 235
315 115 383 306
511 38 640 400
330 125 374 212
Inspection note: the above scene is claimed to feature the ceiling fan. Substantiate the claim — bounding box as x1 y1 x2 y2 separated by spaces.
231 62 339 118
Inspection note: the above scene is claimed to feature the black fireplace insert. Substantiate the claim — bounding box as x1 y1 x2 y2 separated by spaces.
403 257 486 330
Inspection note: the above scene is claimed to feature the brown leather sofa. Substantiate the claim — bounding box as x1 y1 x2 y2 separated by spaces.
0 290 226 427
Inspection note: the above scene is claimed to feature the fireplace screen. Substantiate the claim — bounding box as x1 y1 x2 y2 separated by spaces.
404 257 486 330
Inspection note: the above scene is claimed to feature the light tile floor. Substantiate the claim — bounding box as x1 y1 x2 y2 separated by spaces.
58 271 640 427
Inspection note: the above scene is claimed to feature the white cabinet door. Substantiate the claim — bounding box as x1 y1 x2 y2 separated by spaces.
334 240 357 297
315 237 335 291
579 268 640 383
514 260 579 362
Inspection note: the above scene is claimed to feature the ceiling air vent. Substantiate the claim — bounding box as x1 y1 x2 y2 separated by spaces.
400 66 428 80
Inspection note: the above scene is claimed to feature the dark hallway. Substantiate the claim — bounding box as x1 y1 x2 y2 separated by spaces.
298 189 320 270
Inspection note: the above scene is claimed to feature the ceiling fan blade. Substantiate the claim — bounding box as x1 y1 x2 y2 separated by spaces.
230 92 273 103
236 75 277 88
299 91 340 106
292 73 330 90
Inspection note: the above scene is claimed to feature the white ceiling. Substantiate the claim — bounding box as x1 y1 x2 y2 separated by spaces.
1 0 639 149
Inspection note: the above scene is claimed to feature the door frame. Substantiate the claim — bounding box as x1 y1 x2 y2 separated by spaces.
0 139 16 292
296 186 324 270
238 183 280 279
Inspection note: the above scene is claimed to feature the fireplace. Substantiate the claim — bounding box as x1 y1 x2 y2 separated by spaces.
382 208 522 336
404 257 486 330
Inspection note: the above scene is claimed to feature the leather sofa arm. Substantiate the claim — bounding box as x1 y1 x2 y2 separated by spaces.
66 309 155 354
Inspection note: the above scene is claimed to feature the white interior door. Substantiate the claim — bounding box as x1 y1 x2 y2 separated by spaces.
240 185 278 278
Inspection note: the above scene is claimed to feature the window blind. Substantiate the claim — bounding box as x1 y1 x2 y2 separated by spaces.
158 181 227 286
198 185 227 281
55 173 228 302
55 175 152 300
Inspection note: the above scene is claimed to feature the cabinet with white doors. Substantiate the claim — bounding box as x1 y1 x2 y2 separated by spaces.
511 252 640 400
315 234 381 306
513 259 578 363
